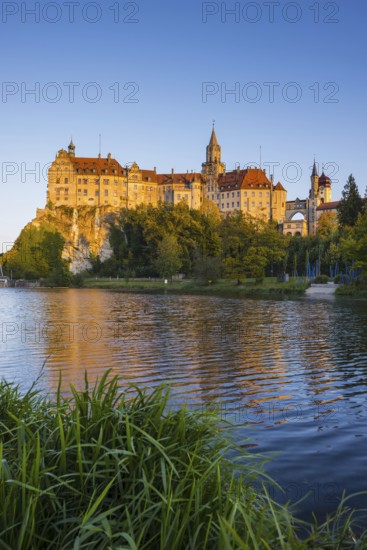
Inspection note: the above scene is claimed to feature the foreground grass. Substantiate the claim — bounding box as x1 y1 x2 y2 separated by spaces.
0 372 365 549
83 277 307 297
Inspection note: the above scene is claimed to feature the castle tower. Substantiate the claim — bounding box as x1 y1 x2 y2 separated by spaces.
310 159 319 199
318 171 332 204
308 160 320 235
201 125 225 180
68 138 76 157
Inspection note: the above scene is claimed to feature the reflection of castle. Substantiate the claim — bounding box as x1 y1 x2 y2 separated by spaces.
47 129 337 235
284 161 339 236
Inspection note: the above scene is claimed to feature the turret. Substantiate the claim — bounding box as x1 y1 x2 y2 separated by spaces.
201 124 225 190
68 138 76 157
310 159 319 199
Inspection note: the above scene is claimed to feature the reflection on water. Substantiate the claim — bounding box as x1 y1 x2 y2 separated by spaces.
1 288 367 521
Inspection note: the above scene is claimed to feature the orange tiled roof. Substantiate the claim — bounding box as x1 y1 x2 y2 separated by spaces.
316 201 340 211
157 173 206 186
274 182 286 191
218 168 283 192
70 157 125 176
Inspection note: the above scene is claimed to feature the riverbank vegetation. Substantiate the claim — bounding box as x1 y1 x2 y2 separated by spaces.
83 277 308 297
0 372 366 548
1 174 367 294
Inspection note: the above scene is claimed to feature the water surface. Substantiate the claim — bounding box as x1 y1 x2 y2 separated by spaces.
1 288 367 522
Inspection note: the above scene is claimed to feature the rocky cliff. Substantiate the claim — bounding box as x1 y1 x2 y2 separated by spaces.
31 205 116 273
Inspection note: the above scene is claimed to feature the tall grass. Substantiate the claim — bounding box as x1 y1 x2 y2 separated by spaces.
0 371 366 549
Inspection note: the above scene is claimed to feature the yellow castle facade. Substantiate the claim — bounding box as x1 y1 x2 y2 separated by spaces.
47 129 288 225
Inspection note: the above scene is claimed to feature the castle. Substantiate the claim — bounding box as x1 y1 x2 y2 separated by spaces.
47 128 337 235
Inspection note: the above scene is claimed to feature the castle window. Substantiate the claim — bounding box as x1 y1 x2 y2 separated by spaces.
227 193 229 198
114 180 118 186
104 179 109 185
177 194 181 200
64 188 68 194
237 191 240 197
227 203 229 208
64 178 68 184
78 178 81 184
251 192 255 197
134 184 138 190
78 189 81 194
114 200 118 205
259 202 262 207
114 191 117 197
221 203 224 209
259 192 262 197
104 190 108 196
251 202 255 207
237 202 240 207
56 188 60 195
232 192 234 198
84 189 88 196
134 193 138 200
266 192 270 196
95 191 99 196
244 191 247 197
232 202 234 208
83 179 88 184
266 202 270 206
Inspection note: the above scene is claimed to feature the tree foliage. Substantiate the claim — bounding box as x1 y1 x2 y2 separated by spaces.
337 174 364 227
154 234 182 280
2 224 69 282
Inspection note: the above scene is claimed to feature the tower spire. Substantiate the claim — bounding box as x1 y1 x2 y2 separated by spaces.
68 137 75 157
312 158 318 177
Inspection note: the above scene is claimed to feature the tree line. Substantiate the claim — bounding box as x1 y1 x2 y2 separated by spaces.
1 174 366 285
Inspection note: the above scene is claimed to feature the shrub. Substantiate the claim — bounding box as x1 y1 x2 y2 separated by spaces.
314 275 330 284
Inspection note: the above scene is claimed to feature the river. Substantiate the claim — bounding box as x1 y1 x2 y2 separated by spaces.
1 288 367 523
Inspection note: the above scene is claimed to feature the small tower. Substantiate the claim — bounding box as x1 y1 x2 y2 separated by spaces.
201 124 225 179
68 138 76 157
318 171 332 204
310 159 319 199
308 160 320 236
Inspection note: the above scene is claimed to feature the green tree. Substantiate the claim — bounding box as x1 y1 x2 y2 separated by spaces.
3 225 68 281
337 175 364 227
193 252 221 284
340 210 367 274
154 234 182 280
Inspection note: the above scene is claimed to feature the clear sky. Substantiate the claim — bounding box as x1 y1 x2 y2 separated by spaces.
0 0 366 248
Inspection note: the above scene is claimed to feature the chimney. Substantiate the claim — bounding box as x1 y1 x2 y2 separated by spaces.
171 168 174 176
107 153 111 161
154 166 156 173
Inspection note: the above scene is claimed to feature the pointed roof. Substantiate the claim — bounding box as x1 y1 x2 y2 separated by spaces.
209 128 218 147
274 182 286 191
312 160 318 177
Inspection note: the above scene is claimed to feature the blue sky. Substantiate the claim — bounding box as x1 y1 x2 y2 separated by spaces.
0 0 366 248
